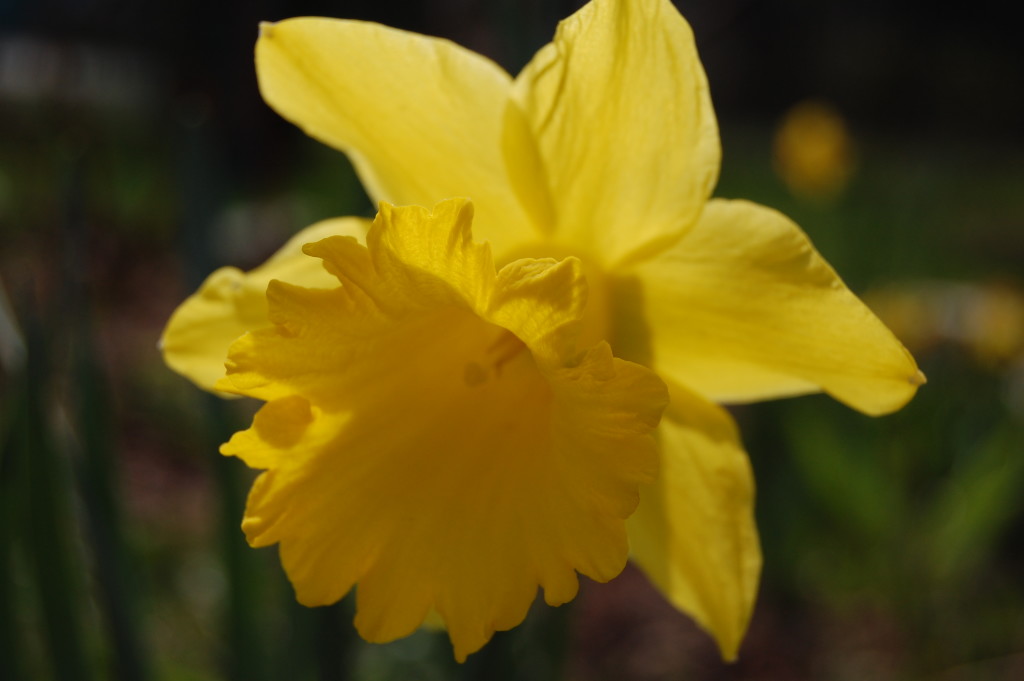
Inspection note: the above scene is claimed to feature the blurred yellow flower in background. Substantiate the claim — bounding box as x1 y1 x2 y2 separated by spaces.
774 99 856 200
161 0 923 662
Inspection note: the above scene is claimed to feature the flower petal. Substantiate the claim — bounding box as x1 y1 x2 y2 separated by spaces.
220 199 667 661
256 19 537 256
160 217 369 392
615 199 925 415
627 382 760 661
511 0 720 266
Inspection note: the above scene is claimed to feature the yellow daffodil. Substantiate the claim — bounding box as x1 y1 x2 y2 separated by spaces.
161 0 924 662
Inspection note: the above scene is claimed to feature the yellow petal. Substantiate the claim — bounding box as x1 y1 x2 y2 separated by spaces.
160 217 369 392
256 19 537 256
512 0 720 266
628 382 760 661
615 199 924 415
221 394 319 469
220 199 668 661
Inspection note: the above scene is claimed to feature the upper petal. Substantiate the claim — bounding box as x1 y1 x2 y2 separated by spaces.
160 217 369 392
256 19 537 256
511 0 720 266
614 199 925 415
627 382 760 660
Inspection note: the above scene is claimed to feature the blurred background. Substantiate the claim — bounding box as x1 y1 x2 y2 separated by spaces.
1 0 1022 679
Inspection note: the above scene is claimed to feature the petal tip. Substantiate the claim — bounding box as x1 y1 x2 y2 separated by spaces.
910 369 927 386
258 21 276 39
213 375 235 393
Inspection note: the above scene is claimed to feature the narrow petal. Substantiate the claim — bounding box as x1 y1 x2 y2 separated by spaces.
160 217 368 391
615 199 925 415
220 200 668 661
256 19 537 256
512 0 720 266
628 382 760 661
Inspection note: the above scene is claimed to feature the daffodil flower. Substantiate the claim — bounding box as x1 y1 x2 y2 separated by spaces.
161 0 924 662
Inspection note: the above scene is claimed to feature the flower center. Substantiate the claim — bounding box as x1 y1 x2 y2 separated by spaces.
464 330 527 386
